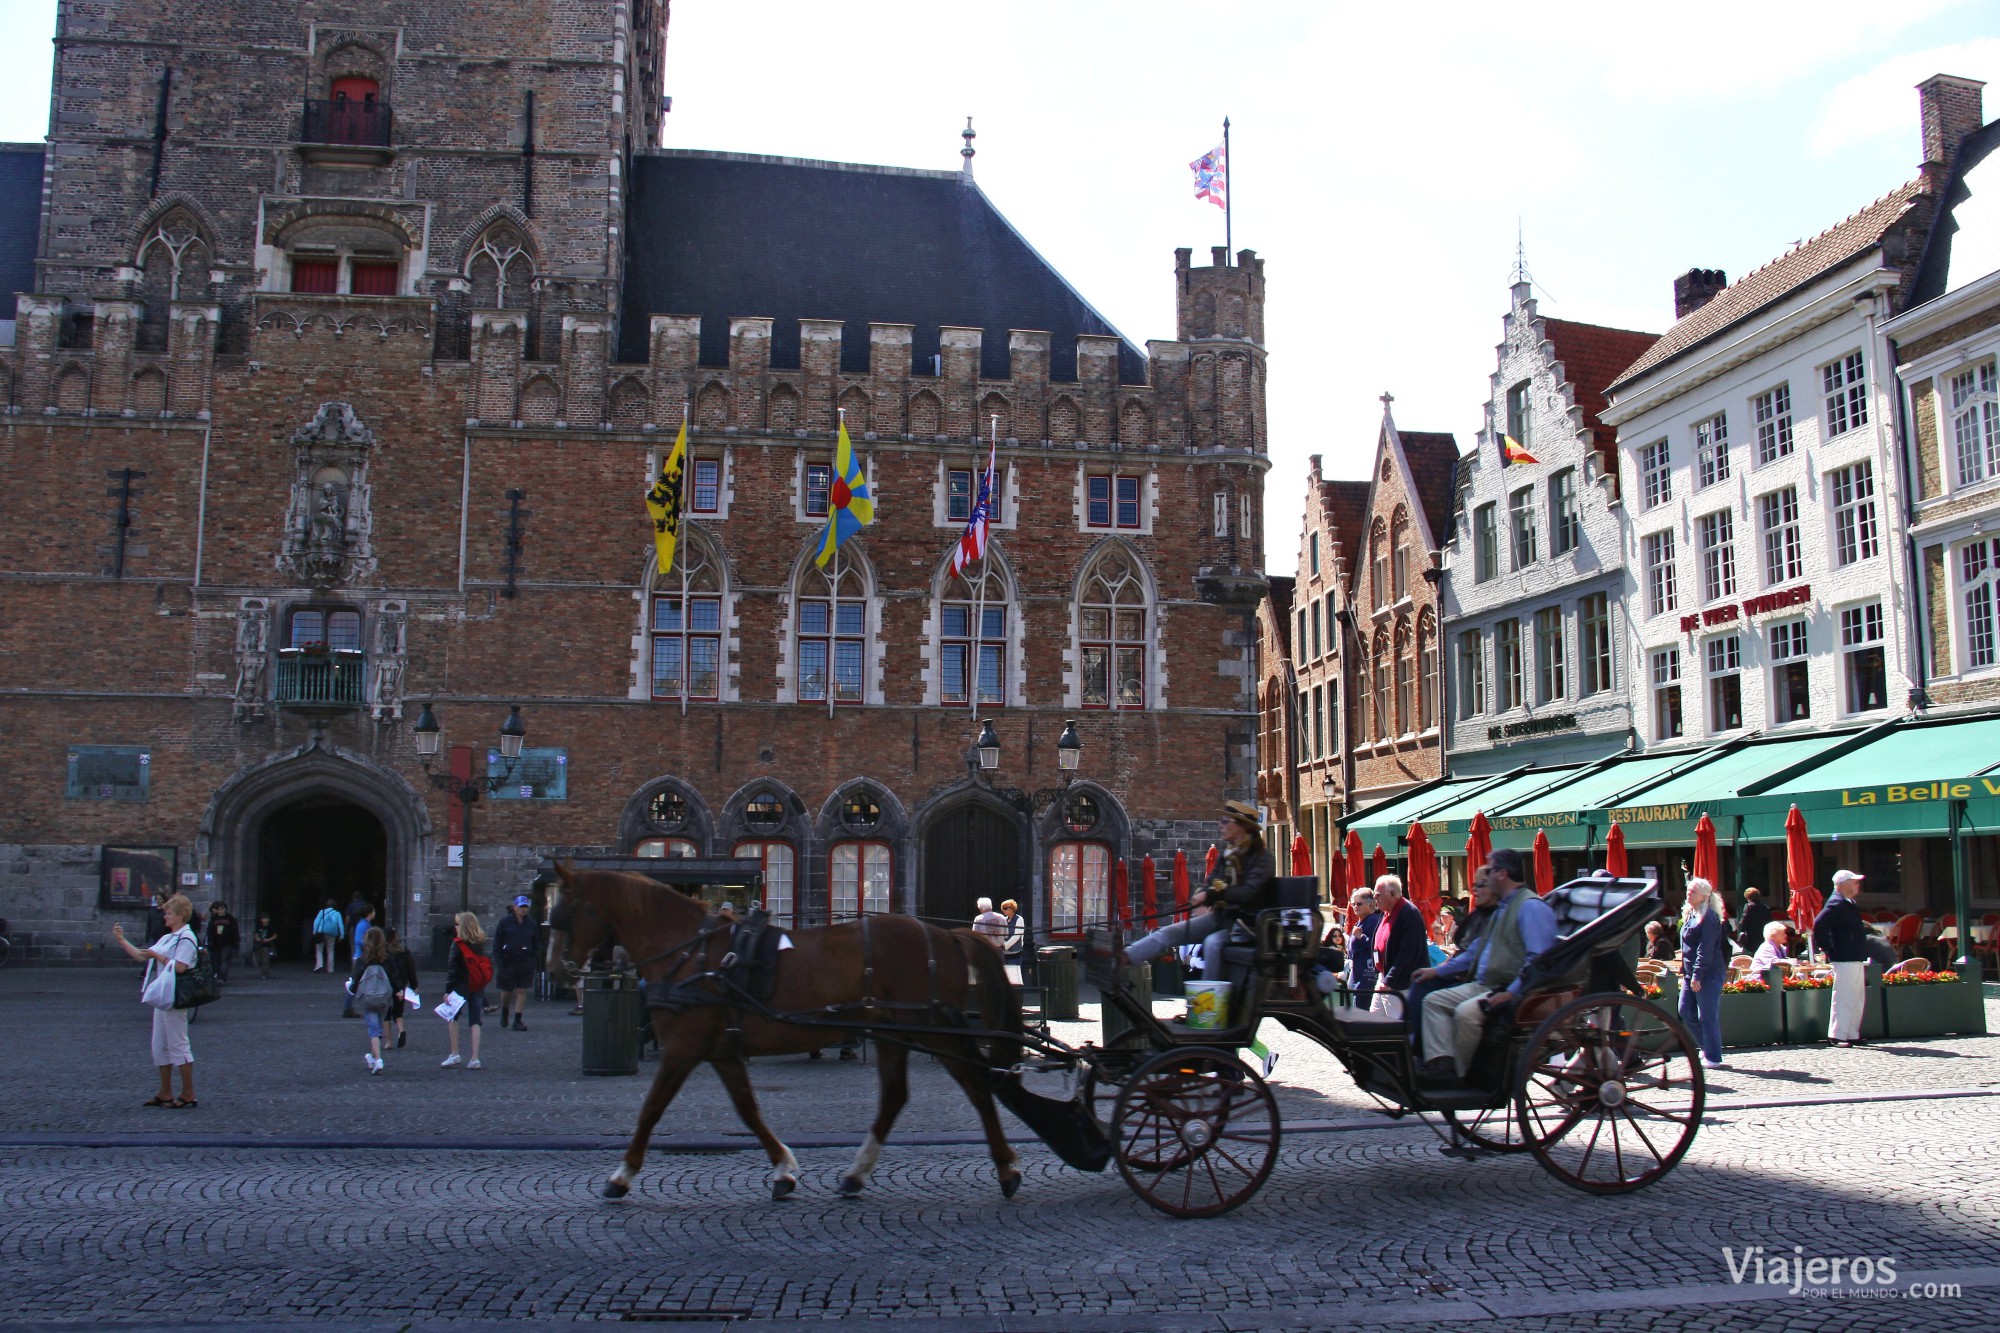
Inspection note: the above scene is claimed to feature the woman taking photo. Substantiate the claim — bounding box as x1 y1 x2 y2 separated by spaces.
111 894 200 1108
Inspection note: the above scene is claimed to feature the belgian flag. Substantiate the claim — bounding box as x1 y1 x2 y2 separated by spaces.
1501 433 1540 466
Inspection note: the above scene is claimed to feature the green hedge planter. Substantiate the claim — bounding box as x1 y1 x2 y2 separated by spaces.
1782 984 1832 1044
1882 962 1987 1039
1718 983 1783 1048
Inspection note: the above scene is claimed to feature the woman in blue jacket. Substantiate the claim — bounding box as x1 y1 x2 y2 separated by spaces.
1678 877 1730 1070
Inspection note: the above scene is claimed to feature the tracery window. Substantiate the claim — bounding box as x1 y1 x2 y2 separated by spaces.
1077 547 1150 709
939 557 1009 707
467 223 535 309
831 842 891 919
650 529 723 701
795 547 869 704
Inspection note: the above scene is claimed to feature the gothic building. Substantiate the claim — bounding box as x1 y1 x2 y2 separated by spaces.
0 1 1269 959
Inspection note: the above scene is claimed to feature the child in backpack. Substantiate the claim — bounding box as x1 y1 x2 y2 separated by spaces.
441 910 490 1069
384 927 419 1049
348 926 394 1074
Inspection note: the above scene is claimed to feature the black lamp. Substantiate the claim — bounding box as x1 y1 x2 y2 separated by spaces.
1056 719 1081 773
976 719 1001 771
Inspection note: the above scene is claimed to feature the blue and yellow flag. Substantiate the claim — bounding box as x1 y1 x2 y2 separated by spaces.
645 419 687 575
814 419 874 568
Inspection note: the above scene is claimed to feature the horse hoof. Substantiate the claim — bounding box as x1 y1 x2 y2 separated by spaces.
602 1179 629 1200
1001 1172 1022 1200
837 1175 865 1198
771 1177 797 1201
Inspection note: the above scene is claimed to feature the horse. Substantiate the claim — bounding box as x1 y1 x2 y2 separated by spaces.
545 863 1027 1202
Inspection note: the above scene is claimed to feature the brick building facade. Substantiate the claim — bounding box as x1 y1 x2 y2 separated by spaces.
0 1 1270 960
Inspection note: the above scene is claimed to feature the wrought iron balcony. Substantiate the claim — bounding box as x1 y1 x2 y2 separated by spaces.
301 98 393 147
275 649 367 708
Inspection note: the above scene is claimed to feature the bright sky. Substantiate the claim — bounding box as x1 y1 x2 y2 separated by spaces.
4 0 1997 573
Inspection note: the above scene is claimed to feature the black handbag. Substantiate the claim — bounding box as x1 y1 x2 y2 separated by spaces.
174 945 221 1009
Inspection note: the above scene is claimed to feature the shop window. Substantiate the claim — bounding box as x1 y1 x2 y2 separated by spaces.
831 841 891 919
634 838 700 858
1049 841 1110 937
734 840 796 927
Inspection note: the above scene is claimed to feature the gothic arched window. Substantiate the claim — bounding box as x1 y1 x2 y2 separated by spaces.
467 223 535 310
938 554 1011 707
795 545 870 704
136 215 211 351
650 528 725 702
1077 546 1152 710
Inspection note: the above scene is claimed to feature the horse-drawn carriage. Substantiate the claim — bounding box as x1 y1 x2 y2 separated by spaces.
546 866 1703 1217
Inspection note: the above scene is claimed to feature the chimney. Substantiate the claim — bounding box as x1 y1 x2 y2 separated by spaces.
1673 268 1728 319
1919 74 1985 190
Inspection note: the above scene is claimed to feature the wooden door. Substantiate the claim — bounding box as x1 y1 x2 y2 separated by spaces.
923 804 1019 929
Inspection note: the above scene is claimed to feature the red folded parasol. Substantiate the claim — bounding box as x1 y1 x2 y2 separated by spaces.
1328 847 1347 912
1112 856 1130 930
1408 823 1442 926
1533 829 1555 895
1291 834 1312 877
1693 813 1720 887
1371 843 1388 886
1172 849 1190 917
1604 822 1629 878
1785 804 1815 896
1345 830 1366 893
1205 843 1220 881
1467 811 1494 873
1140 853 1158 925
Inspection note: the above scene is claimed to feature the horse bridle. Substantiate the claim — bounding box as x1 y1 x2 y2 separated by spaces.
553 892 734 986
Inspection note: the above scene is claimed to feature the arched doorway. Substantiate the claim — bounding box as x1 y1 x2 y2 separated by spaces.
258 796 388 960
923 802 1020 929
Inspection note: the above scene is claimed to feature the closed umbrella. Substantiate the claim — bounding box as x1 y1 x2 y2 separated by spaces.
1785 804 1816 899
1344 830 1366 893
1205 843 1220 882
1328 846 1347 912
1605 822 1629 878
1693 813 1720 888
1113 857 1130 931
1408 823 1441 926
1467 811 1494 873
1172 849 1190 918
1533 829 1556 896
1371 843 1388 886
1291 834 1312 877
1140 853 1158 926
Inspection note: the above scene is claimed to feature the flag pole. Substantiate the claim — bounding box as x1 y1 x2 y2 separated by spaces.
680 400 691 719
1222 116 1232 260
829 408 842 720
968 414 997 710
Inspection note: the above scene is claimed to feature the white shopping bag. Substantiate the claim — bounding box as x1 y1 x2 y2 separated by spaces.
434 992 464 1022
402 987 421 1008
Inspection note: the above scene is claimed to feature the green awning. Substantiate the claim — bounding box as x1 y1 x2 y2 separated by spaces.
1713 714 2000 840
1350 764 1591 855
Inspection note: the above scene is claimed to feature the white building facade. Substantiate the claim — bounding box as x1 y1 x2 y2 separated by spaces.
1602 189 1933 750
1441 282 1658 773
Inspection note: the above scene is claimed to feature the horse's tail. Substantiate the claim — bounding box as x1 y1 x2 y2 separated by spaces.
954 929 1024 1075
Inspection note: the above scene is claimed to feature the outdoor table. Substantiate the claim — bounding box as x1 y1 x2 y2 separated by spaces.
1935 925 1995 944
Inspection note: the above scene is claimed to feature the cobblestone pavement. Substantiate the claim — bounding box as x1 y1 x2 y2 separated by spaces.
2 967 1997 1330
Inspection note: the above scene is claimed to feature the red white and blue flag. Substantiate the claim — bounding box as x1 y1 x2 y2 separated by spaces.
949 441 997 578
1190 142 1227 209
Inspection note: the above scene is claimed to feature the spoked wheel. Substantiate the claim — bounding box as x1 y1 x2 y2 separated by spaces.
1110 1046 1280 1218
1442 1101 1533 1153
1516 993 1705 1194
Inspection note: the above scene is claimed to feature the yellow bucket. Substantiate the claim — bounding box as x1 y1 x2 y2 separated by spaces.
1183 981 1231 1029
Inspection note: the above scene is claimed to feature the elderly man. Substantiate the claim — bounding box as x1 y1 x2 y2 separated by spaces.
1812 869 1870 1047
1411 848 1558 1082
1369 876 1429 1016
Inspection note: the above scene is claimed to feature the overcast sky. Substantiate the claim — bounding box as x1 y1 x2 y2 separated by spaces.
4 0 1997 572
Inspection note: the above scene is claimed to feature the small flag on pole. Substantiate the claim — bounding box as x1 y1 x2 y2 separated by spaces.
1500 434 1540 466
948 438 996 578
645 418 688 575
815 418 874 569
1190 141 1227 209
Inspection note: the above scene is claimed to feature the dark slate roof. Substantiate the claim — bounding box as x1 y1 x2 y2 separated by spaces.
1319 479 1371 572
1265 575 1295 655
1610 180 1928 390
620 150 1146 381
1909 119 2000 307
1398 431 1463 549
0 144 44 311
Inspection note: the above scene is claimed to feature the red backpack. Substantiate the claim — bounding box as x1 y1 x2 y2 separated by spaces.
458 940 494 993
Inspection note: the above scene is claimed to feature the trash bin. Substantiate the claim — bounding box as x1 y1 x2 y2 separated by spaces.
1101 962 1152 1048
1038 946 1079 1021
580 973 642 1076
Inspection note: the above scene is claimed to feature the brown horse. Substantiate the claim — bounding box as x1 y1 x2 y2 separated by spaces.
545 864 1026 1201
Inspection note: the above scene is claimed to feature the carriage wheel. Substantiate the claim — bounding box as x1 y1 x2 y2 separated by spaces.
1442 1102 1533 1153
1110 1046 1280 1218
1515 993 1704 1194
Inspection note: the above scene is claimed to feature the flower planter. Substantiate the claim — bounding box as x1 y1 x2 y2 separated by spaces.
1717 982 1782 1048
1882 964 1988 1039
1781 983 1832 1044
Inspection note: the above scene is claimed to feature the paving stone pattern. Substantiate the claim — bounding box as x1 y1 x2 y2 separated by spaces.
1 967 1997 1329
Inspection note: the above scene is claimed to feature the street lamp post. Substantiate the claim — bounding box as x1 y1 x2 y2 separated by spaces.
413 703 528 913
975 717 1084 817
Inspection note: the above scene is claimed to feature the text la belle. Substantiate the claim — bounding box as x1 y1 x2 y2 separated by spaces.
1842 778 2000 805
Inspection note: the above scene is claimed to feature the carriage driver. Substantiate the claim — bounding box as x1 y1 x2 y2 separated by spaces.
1123 800 1277 980
1410 847 1558 1083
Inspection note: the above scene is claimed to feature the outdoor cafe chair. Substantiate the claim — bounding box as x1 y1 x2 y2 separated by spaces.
1888 914 1924 959
1883 957 1932 979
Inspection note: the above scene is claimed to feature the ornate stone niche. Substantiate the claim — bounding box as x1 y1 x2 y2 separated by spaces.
232 597 271 722
368 599 408 722
277 401 378 588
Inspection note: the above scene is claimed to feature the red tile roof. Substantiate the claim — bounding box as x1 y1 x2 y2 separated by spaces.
1609 180 1930 390
1318 479 1372 577
1397 431 1463 549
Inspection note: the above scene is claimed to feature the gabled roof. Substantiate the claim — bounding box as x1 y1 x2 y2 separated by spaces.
619 150 1147 380
1542 318 1659 436
1908 119 2000 308
1319 478 1371 569
1264 576 1295 656
1609 180 1930 390
1398 430 1463 547
0 144 44 311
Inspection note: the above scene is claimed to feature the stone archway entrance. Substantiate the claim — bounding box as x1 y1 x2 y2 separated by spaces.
199 744 432 967
922 801 1021 929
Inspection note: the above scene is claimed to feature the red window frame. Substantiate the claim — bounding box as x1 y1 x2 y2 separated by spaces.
829 841 891 920
734 840 796 926
691 458 721 513
1085 474 1142 529
1047 841 1111 938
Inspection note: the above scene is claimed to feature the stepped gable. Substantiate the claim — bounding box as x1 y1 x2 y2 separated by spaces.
1397 431 1463 545
1909 120 2000 307
0 144 44 310
1542 317 1659 462
1610 180 1929 389
1320 478 1371 575
620 150 1146 381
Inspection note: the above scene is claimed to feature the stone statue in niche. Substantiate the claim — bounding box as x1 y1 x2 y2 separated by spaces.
232 600 270 721
368 600 408 722
277 401 377 587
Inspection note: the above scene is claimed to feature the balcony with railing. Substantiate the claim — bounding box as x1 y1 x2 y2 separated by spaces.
298 99 394 164
275 649 367 708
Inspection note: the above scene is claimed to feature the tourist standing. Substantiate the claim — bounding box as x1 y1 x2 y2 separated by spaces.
251 913 278 979
1735 888 1772 954
1000 899 1026 983
205 903 240 985
348 927 393 1074
1813 870 1871 1047
350 903 376 967
1679 877 1729 1070
110 895 200 1108
311 900 344 973
442 911 490 1069
493 895 539 1032
972 897 1008 948
385 927 419 1050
